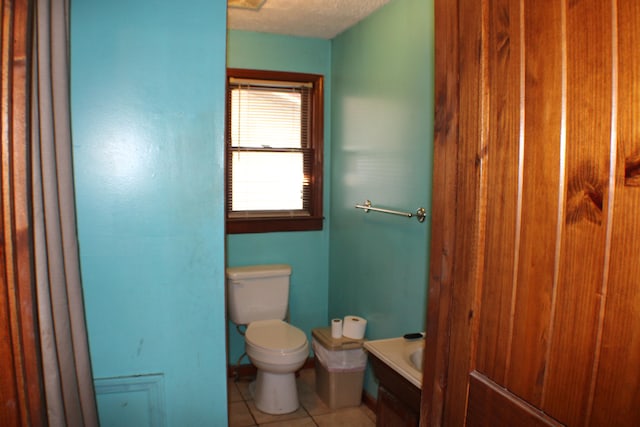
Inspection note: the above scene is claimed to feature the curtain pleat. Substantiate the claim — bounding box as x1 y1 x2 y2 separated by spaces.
31 0 99 425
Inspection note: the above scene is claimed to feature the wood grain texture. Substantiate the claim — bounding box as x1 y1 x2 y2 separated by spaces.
440 0 486 424
1 0 47 425
540 0 613 424
426 1 640 426
467 371 563 427
590 1 640 425
507 0 564 405
1 5 21 424
421 0 460 425
475 0 522 384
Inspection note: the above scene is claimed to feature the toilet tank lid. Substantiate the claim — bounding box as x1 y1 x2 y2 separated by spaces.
226 264 292 280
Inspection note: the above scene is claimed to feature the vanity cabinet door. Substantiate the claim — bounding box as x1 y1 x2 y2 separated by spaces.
376 386 418 427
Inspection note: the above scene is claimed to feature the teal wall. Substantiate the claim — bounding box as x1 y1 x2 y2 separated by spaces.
71 0 432 421
71 0 228 425
329 0 434 397
226 31 332 364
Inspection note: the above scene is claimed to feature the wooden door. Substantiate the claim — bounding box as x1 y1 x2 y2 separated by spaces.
422 1 640 426
1 0 47 425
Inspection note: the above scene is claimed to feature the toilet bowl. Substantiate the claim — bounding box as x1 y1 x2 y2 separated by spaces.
245 319 309 414
226 264 309 414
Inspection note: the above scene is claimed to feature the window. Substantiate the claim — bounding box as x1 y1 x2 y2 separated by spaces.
225 69 324 233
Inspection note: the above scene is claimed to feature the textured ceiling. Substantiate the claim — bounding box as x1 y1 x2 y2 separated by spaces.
227 0 392 40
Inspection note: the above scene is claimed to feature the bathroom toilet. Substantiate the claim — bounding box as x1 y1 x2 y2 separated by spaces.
226 264 309 414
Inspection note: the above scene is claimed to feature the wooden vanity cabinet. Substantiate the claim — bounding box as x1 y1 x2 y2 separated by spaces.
368 353 421 427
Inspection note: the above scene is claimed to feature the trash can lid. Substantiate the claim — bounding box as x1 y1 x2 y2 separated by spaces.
312 327 365 351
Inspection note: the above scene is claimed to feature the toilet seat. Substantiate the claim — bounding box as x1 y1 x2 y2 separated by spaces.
246 319 307 353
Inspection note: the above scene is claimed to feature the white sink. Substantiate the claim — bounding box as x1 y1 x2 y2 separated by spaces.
364 336 425 388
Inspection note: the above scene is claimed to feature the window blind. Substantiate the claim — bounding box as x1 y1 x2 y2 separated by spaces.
227 79 313 214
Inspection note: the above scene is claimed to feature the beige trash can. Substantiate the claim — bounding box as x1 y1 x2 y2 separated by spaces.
311 327 367 409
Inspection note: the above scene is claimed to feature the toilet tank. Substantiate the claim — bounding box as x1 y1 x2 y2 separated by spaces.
226 264 292 325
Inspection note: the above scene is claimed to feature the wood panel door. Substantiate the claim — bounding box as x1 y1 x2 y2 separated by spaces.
1 0 47 425
422 1 640 426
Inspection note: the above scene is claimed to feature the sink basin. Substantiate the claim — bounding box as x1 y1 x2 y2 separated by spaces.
364 336 425 388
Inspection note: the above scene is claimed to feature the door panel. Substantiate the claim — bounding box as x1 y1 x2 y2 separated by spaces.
590 3 640 424
505 0 562 406
425 1 640 426
542 0 612 423
475 0 521 385
1 0 46 425
467 371 562 427
439 0 485 423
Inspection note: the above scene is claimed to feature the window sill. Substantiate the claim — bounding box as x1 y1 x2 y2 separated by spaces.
226 216 324 234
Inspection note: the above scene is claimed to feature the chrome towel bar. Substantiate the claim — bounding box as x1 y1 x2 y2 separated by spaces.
355 200 427 223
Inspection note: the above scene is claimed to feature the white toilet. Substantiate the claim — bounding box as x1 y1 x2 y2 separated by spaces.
226 264 309 414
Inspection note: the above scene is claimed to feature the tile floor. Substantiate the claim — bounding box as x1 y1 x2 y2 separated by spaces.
228 368 376 427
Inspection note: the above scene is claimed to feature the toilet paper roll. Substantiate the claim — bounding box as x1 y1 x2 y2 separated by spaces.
342 315 367 339
331 318 343 339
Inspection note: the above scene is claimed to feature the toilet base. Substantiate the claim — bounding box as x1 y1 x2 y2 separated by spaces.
250 370 300 414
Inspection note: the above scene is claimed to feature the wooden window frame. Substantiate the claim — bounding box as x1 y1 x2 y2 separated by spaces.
225 68 324 234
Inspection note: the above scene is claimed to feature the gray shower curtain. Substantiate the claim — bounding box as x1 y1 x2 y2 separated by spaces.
31 0 99 425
